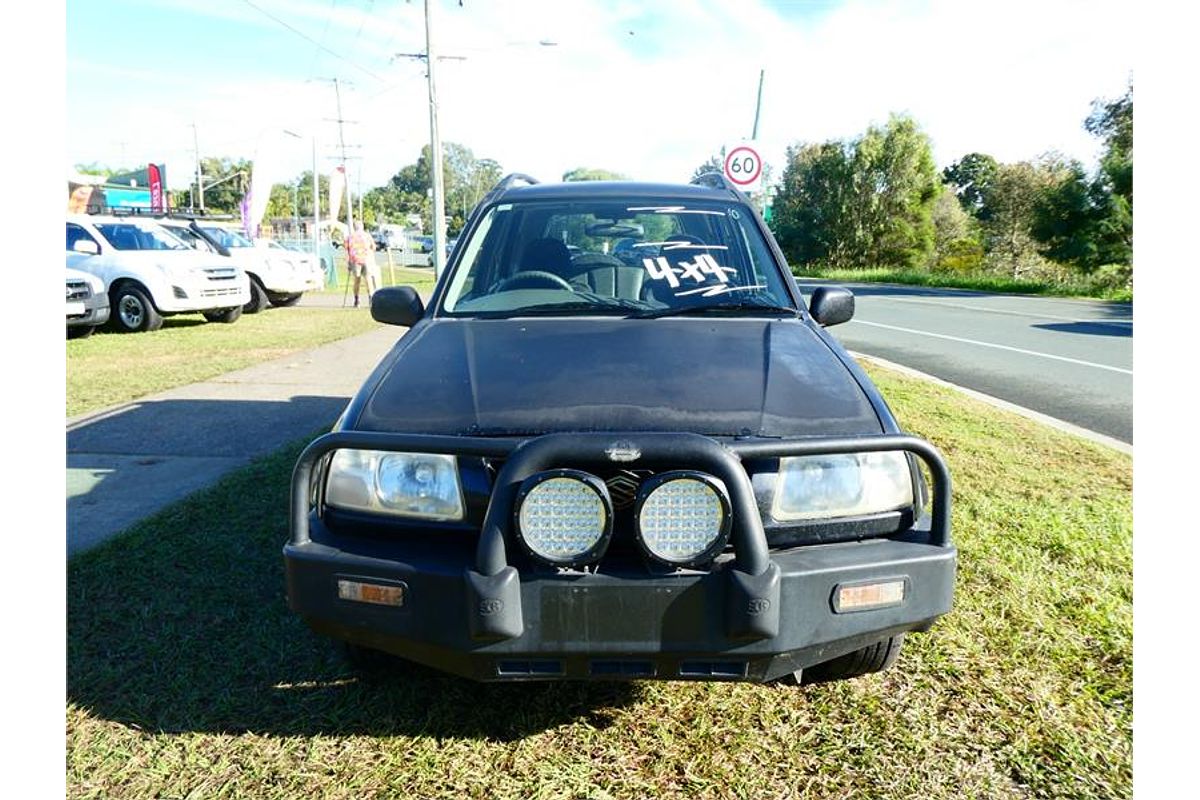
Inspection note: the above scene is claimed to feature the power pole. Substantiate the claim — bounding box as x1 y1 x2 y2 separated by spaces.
425 0 446 279
192 122 204 212
751 69 765 140
332 77 353 232
394 9 467 278
316 77 361 232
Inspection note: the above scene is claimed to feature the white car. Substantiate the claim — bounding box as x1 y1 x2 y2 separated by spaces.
257 237 327 303
66 214 251 333
65 267 109 338
186 223 324 312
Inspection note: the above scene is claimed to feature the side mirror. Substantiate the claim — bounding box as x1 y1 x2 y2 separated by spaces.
71 240 99 256
371 286 425 327
808 286 854 326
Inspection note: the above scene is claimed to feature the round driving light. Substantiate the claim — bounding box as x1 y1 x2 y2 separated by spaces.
634 472 731 567
515 470 612 567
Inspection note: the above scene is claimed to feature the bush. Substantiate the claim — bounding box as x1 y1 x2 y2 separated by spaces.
937 238 985 273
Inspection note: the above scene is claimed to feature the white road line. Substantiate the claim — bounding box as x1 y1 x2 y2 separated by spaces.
873 296 1133 324
848 351 1132 454
852 320 1133 375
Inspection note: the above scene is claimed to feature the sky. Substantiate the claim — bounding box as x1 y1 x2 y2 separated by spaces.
65 0 1133 195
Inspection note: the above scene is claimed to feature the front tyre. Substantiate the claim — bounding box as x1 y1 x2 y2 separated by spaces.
203 306 243 324
243 278 270 314
109 285 162 333
801 634 906 685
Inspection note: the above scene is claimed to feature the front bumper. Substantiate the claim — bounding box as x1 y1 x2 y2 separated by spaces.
259 266 322 294
284 432 956 683
66 293 110 328
154 274 251 313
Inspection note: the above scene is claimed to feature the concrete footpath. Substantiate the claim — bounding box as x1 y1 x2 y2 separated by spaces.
66 302 401 556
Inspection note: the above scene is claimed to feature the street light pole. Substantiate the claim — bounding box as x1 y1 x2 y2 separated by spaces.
312 135 321 284
425 0 447 279
284 128 323 284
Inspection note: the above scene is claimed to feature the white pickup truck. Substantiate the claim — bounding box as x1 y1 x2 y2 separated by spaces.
66 214 251 333
186 222 325 313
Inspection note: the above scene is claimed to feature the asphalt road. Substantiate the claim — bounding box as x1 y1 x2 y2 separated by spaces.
795 282 1134 444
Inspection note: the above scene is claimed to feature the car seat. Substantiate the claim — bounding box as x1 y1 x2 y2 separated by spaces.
566 253 646 301
519 237 572 276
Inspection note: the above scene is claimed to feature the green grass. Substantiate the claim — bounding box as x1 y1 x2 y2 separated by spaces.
66 308 383 418
314 260 438 297
796 266 1134 303
66 364 1132 799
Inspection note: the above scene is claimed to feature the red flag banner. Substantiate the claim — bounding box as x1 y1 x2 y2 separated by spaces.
148 164 165 212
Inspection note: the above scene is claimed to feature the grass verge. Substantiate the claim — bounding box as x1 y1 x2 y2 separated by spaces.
796 266 1133 303
66 364 1131 799
314 261 438 297
66 307 382 418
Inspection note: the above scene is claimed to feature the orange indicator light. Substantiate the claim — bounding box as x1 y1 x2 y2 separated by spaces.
337 579 406 607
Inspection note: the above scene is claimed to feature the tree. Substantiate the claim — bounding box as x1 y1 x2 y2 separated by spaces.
1085 84 1132 265
930 185 983 271
264 183 296 223
772 114 939 268
194 157 251 214
773 141 856 266
942 153 999 218
690 156 723 182
980 161 1055 278
1027 86 1132 271
562 167 628 182
382 143 504 234
1087 83 1132 206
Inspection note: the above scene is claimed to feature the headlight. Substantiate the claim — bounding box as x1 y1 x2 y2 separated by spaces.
325 449 463 520
515 470 612 567
771 451 914 521
634 472 731 567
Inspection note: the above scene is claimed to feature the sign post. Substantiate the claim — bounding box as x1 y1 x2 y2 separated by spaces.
723 143 763 194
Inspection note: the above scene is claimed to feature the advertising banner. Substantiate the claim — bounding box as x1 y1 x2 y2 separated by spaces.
148 164 165 212
329 165 346 224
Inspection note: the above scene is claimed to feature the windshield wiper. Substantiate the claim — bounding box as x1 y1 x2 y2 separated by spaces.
630 302 798 319
494 301 636 317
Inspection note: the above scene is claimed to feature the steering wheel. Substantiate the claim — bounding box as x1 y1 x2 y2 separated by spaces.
493 270 575 292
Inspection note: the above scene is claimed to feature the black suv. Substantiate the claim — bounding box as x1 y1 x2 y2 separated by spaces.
285 174 956 685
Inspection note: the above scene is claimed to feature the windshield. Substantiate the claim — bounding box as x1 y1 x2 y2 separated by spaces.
199 226 253 248
94 223 190 251
163 225 217 253
441 198 794 317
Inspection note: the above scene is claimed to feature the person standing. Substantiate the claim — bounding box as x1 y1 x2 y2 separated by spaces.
346 221 376 307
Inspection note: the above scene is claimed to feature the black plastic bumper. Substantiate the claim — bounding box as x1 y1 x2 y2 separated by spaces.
285 431 956 683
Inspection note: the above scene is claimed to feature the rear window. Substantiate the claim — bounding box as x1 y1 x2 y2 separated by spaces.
441 198 790 316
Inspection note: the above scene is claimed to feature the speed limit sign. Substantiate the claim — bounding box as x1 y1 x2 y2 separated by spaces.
723 143 763 193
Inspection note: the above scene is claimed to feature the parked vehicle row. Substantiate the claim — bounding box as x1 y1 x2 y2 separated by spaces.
67 214 250 333
65 212 327 336
165 221 324 312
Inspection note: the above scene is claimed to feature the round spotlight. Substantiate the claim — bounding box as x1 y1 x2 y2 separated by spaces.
515 470 613 567
634 472 731 568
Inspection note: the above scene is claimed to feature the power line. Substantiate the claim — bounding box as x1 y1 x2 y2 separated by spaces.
240 0 387 83
351 0 375 46
306 0 340 81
